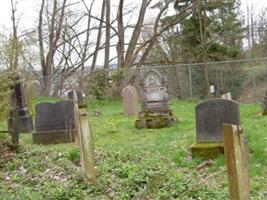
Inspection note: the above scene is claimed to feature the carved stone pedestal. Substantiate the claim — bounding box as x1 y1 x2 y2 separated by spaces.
135 69 177 129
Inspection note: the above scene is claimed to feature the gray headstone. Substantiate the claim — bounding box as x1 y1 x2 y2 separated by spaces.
33 100 76 144
135 69 176 129
196 99 240 142
140 69 169 112
35 100 75 132
35 102 55 132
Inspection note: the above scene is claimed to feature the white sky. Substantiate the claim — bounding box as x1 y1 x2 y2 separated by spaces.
0 0 266 65
0 0 265 32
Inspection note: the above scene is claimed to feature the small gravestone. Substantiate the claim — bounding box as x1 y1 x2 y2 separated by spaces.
32 100 76 144
221 92 232 100
135 69 176 128
191 99 240 158
262 90 267 115
122 85 138 116
8 75 33 133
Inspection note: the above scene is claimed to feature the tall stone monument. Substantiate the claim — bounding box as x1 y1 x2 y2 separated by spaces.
191 99 240 158
135 69 176 129
122 85 138 116
8 75 33 133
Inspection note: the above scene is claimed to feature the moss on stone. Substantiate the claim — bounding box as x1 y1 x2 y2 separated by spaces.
135 115 177 129
191 142 224 159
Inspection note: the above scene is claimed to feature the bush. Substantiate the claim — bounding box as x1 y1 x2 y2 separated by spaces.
0 72 14 121
86 70 112 101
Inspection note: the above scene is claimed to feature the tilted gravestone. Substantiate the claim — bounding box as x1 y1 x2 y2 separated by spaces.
32 100 76 144
261 90 267 115
8 75 33 133
135 69 176 128
122 85 138 116
191 99 240 158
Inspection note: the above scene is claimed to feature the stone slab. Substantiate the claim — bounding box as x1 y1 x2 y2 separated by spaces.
32 130 76 144
34 100 76 144
191 142 224 159
196 99 240 143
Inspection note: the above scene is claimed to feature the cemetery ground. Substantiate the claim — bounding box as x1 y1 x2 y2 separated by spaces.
0 99 266 200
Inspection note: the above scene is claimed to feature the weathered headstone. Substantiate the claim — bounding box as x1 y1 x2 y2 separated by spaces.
8 75 33 133
122 85 138 116
32 100 76 144
261 90 267 115
191 99 240 158
221 92 232 100
135 69 176 128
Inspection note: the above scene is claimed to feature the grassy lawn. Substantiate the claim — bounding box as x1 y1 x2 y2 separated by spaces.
0 99 266 199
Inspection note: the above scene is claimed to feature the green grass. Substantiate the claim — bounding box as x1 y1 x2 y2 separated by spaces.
0 99 266 199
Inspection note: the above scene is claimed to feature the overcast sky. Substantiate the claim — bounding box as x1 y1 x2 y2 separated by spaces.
0 0 266 65
0 0 266 32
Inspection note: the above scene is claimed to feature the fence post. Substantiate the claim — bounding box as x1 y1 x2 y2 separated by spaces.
223 124 250 200
188 65 193 98
252 67 256 103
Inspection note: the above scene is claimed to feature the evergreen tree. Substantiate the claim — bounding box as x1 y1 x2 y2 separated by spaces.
174 0 244 62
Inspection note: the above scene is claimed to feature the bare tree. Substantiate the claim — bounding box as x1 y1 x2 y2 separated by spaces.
38 0 67 95
91 0 105 71
10 0 19 71
116 0 124 69
104 0 111 69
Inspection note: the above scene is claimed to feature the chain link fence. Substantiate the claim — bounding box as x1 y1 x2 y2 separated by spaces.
17 58 267 103
1 58 267 123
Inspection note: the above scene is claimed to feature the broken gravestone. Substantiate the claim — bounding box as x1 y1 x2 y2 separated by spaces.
135 69 176 128
8 74 33 133
191 98 240 158
122 85 138 116
32 100 76 144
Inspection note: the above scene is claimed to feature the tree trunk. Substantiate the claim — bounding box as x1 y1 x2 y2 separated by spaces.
104 0 110 70
116 0 124 69
91 0 105 71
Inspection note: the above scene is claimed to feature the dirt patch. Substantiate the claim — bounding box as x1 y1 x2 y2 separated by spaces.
0 141 14 168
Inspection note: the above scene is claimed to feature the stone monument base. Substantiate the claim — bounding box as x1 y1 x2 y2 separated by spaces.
8 115 33 133
32 130 76 145
135 110 177 129
191 142 224 159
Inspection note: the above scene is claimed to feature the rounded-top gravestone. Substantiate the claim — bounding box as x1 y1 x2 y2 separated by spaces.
122 85 138 116
135 69 176 129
